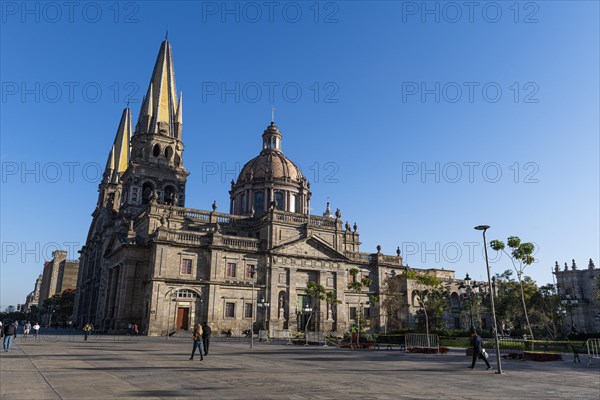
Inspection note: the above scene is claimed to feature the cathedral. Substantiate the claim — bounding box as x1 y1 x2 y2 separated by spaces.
73 39 464 337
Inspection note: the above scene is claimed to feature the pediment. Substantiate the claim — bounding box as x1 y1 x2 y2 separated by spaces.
273 235 347 261
103 233 128 257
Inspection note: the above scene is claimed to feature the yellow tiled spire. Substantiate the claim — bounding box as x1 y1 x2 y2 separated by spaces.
114 107 132 174
136 39 179 137
103 107 132 183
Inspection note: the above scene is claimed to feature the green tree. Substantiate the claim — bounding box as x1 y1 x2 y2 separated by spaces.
490 236 536 340
42 289 76 326
347 268 371 293
381 275 405 332
347 268 377 333
531 283 562 339
304 281 326 343
325 289 342 330
405 270 445 345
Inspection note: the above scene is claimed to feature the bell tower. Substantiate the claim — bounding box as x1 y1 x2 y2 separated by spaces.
120 38 188 209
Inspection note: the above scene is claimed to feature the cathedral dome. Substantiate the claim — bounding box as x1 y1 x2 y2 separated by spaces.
237 150 303 185
230 122 311 215
236 122 303 185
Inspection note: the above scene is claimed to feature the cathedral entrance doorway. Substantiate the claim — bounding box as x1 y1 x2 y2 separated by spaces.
176 307 189 330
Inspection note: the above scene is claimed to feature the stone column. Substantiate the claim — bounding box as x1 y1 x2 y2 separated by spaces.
335 268 348 335
288 267 298 333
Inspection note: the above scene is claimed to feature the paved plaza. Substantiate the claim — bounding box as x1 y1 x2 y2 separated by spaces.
1 333 599 400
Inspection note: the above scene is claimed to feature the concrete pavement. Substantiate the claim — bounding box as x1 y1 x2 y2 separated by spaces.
1 333 599 399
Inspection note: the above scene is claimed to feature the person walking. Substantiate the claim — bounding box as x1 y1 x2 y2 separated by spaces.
23 321 32 338
469 329 491 370
350 325 358 349
3 322 16 352
32 322 40 338
83 323 92 341
133 323 139 336
202 323 212 356
189 323 204 361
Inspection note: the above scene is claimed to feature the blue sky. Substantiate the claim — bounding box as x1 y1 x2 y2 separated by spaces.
1 1 599 308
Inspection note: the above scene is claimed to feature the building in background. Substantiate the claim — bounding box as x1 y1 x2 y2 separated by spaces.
554 259 600 334
38 250 79 307
23 274 43 311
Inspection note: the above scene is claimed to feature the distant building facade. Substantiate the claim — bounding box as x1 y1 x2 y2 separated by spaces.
554 259 600 333
23 274 43 311
38 250 79 307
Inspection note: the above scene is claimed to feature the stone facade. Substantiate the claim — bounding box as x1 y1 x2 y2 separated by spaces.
554 259 600 333
73 39 478 336
24 274 42 311
38 250 79 307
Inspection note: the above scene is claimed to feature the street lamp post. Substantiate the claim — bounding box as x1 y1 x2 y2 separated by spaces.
561 294 579 333
459 273 476 330
258 297 270 331
250 265 256 348
474 225 503 374
303 305 313 345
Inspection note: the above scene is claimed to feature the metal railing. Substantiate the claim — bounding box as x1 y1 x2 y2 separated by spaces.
586 338 600 366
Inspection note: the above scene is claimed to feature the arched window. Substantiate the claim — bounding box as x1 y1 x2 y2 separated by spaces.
450 292 460 309
164 185 176 205
142 182 154 205
254 191 264 213
274 192 284 210
152 143 161 157
164 146 173 160
240 193 246 213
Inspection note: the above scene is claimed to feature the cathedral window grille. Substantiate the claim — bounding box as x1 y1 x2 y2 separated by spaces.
180 259 192 275
363 307 370 318
244 303 253 318
225 302 235 318
226 263 237 278
152 143 161 157
175 290 197 299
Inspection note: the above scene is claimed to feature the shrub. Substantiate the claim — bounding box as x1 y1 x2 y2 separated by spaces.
523 351 562 362
406 347 448 354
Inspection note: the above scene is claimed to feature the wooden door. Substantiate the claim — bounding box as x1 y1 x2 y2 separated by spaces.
176 307 189 330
